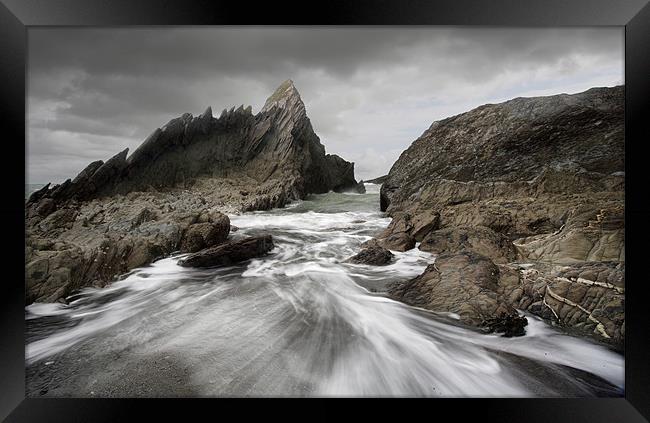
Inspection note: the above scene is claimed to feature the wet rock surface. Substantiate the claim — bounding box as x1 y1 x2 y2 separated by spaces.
363 232 415 252
178 235 274 268
388 251 526 333
497 261 625 347
25 192 227 303
377 86 624 349
346 246 394 266
482 313 529 337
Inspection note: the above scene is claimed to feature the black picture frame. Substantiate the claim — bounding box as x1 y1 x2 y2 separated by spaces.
2 0 649 421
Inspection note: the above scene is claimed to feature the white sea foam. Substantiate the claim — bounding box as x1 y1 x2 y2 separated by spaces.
26 188 624 397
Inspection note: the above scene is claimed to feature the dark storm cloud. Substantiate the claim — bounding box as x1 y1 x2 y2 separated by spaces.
27 27 623 183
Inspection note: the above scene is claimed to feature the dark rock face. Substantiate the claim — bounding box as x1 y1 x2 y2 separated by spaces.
481 313 528 337
377 86 624 349
380 86 624 212
27 80 359 211
347 246 394 266
179 235 274 268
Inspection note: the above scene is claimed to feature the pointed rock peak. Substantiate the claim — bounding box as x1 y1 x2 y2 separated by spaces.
111 148 129 161
202 106 212 119
261 79 304 113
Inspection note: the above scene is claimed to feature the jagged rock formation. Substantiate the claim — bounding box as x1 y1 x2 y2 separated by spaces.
375 86 625 348
28 79 360 211
25 192 233 303
25 80 360 304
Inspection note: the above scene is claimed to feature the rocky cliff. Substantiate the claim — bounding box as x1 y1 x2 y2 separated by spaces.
29 79 359 212
372 86 625 348
381 86 623 211
25 80 360 304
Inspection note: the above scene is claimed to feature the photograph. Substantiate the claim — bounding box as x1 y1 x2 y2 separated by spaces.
23 26 626 398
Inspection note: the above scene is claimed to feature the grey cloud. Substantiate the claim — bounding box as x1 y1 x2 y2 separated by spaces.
27 27 623 183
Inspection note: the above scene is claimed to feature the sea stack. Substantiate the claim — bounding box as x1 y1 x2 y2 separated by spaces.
27 79 360 211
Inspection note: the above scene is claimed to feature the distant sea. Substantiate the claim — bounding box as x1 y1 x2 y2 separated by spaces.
25 183 46 200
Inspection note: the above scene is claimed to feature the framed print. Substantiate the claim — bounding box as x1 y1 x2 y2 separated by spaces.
2 0 650 421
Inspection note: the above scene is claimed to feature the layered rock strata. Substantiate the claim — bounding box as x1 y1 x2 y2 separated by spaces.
375 86 624 348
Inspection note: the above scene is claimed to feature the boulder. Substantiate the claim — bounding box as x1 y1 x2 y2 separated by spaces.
381 232 416 251
179 235 274 268
347 246 394 266
179 213 230 253
388 251 526 335
363 232 415 252
481 313 528 337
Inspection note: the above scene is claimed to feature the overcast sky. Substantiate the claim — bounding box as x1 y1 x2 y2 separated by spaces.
27 27 623 183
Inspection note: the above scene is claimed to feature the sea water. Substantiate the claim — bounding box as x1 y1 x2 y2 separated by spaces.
25 184 624 397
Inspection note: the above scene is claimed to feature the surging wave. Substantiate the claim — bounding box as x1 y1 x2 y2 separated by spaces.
26 184 624 397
